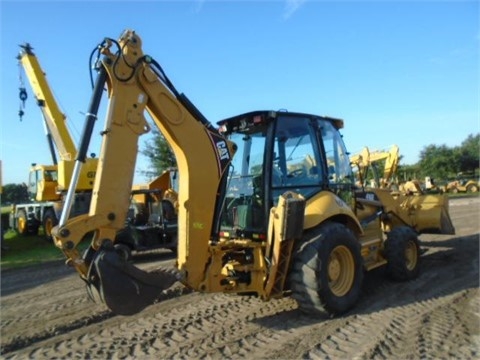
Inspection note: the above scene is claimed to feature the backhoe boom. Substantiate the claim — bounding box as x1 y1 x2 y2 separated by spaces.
53 30 236 314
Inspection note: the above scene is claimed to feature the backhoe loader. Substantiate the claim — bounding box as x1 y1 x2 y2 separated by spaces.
52 30 455 317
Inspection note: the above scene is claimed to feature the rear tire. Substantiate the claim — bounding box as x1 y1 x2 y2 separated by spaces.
16 209 28 235
16 209 39 235
289 222 364 316
384 226 420 281
42 209 58 241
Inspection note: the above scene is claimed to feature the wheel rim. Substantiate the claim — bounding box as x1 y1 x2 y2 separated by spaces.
405 241 418 271
328 245 355 296
44 218 54 237
18 217 26 233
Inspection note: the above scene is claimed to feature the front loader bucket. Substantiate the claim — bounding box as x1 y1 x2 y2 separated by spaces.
373 190 455 235
86 246 179 315
405 194 455 235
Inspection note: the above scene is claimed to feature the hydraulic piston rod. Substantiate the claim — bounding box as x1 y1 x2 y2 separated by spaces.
59 65 107 227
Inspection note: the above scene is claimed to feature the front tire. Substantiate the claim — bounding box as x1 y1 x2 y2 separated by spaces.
16 209 28 235
384 226 420 281
16 209 38 235
42 209 58 241
289 222 364 316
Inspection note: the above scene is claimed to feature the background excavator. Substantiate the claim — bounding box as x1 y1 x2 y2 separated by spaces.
52 30 455 317
350 144 400 191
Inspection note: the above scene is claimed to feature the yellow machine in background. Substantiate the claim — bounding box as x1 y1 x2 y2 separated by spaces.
10 44 98 238
351 144 399 190
17 43 98 194
445 178 479 194
114 169 179 261
52 30 455 317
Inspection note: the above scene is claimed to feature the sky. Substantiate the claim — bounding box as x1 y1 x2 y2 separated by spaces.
0 0 478 186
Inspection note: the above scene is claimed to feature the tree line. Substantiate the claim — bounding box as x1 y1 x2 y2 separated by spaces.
398 133 479 183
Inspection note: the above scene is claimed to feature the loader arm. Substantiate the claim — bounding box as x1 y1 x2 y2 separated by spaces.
52 30 236 314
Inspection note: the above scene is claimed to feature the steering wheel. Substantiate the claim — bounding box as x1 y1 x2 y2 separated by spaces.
287 168 305 178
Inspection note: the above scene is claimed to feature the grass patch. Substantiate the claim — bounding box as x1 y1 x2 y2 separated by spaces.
1 229 89 270
447 192 480 198
1 206 12 214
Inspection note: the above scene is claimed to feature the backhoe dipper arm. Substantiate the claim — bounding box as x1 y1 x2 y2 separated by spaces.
52 30 236 314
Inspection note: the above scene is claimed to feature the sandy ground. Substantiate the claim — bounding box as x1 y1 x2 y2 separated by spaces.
1 196 479 359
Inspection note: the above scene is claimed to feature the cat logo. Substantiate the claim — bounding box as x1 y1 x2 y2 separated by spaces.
216 140 230 161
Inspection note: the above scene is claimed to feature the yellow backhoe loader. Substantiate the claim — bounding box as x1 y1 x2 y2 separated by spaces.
52 30 455 317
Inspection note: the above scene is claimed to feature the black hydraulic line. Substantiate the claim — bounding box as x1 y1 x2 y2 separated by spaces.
76 65 107 163
178 93 218 134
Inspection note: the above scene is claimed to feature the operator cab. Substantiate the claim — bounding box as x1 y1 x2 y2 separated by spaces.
28 164 60 202
216 110 354 240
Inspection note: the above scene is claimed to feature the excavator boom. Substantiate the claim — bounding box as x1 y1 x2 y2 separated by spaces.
351 145 399 189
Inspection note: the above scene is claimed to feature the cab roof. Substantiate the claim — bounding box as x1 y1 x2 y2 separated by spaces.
217 110 344 130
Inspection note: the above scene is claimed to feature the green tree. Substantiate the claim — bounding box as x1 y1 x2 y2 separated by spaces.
397 163 421 182
1 183 29 204
418 144 455 180
141 127 176 178
455 133 479 175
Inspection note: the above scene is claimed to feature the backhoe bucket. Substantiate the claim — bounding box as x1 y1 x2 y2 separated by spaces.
86 247 179 315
